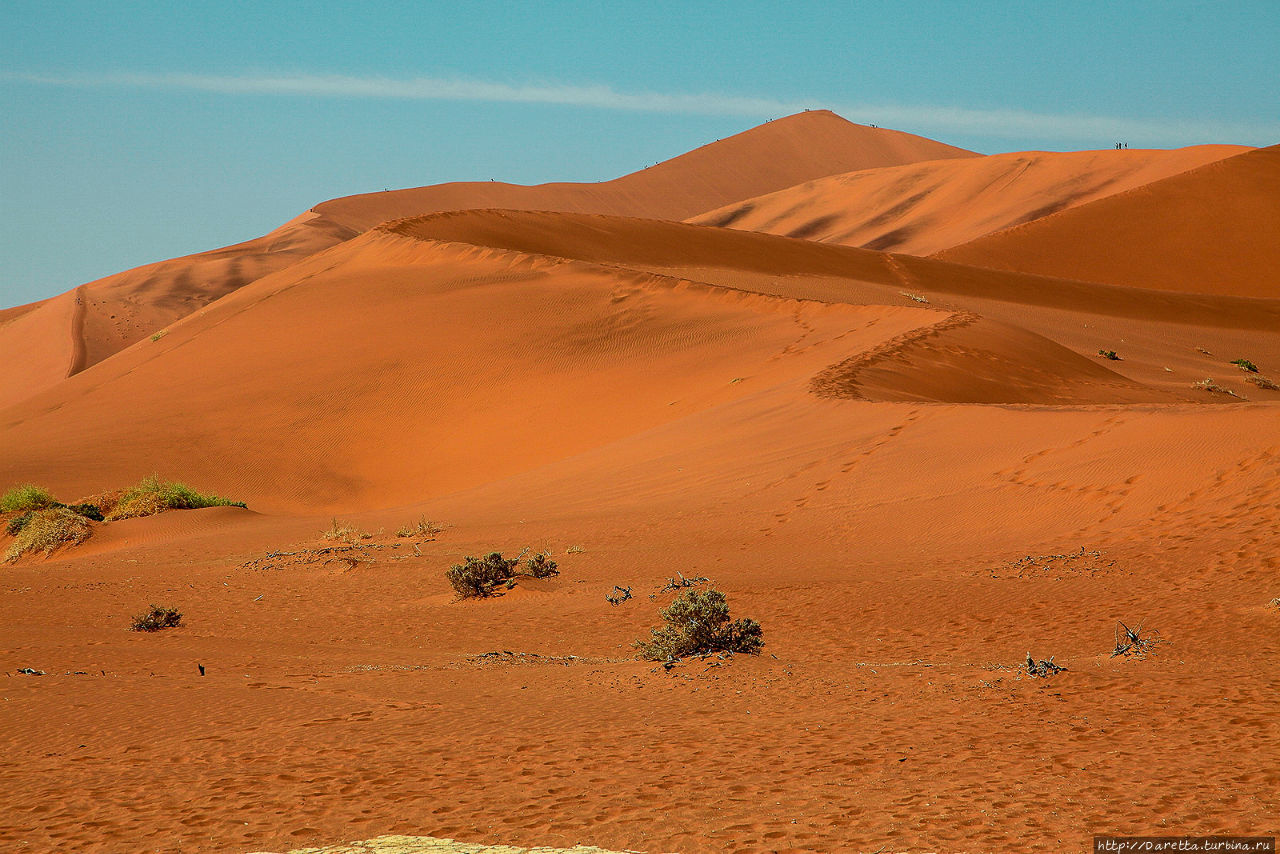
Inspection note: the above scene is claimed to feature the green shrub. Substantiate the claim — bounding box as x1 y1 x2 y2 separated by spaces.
447 552 520 598
1097 349 1120 361
0 484 59 513
105 475 245 521
4 507 92 562
634 588 763 660
1231 358 1259 372
130 604 183 632
525 551 559 578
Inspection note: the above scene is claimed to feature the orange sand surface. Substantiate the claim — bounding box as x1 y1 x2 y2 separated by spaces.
1 116 1277 854
937 144 1280 298
689 145 1247 254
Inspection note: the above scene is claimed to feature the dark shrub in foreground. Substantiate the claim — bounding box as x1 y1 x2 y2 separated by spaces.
635 588 763 660
130 605 183 632
448 553 520 598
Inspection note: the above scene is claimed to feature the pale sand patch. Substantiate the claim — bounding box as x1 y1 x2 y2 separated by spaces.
250 835 657 854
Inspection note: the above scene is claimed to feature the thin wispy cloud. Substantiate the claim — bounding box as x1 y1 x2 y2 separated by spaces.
6 70 1277 146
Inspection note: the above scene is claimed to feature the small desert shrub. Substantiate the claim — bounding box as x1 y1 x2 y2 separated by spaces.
106 475 245 521
0 484 59 513
396 516 442 539
634 588 763 660
150 330 167 342
448 552 520 598
1097 349 1120 361
322 518 371 543
130 604 182 632
1230 358 1259 372
565 544 586 554
1246 375 1278 391
4 507 92 562
524 551 559 578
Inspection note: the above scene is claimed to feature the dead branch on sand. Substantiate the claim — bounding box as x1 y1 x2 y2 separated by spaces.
1112 620 1163 657
605 585 632 605
658 570 709 593
1025 653 1067 678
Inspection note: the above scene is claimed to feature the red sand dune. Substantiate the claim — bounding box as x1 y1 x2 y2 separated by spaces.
938 143 1280 298
689 145 1248 254
0 111 973 411
6 208 1276 518
2 124 1278 854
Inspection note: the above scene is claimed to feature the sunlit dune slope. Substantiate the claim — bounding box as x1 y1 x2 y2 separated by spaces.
689 145 1247 254
388 209 1280 332
313 110 977 231
0 211 358 410
937 144 1280 297
0 210 1207 515
1 112 974 409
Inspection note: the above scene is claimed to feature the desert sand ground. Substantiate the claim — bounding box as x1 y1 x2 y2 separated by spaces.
1 113 1277 853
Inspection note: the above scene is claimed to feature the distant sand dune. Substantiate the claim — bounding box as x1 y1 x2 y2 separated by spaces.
689 144 1247 254
938 143 1280 298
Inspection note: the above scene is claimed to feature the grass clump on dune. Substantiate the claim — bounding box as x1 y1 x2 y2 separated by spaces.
4 507 93 562
634 588 763 661
0 484 60 514
105 475 245 521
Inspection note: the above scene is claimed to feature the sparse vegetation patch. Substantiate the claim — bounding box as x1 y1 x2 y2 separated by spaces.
396 516 442 539
1230 358 1259 372
1097 349 1120 361
130 604 183 632
1193 378 1243 398
105 475 245 521
4 507 92 562
634 588 763 660
1246 375 1278 391
322 518 372 544
0 484 59 513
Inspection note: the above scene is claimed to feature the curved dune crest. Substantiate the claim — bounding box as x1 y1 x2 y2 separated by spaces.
314 110 977 231
936 144 1280 298
811 313 1190 405
689 145 1248 255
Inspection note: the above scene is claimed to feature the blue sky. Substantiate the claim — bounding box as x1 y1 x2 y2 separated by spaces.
3 1 1277 308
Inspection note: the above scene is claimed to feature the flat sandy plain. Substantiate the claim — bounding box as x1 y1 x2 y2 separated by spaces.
1 112 1277 853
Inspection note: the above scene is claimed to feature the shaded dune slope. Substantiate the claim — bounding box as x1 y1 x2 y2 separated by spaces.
937 144 1280 298
1 112 975 409
689 145 1247 254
